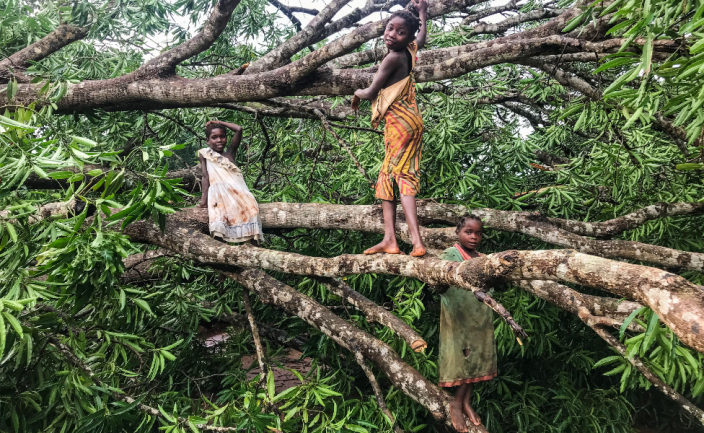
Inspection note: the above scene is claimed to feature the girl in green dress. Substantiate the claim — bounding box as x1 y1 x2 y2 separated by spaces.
439 215 496 432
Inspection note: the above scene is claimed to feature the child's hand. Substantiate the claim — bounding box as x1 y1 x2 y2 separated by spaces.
197 201 208 208
412 0 428 15
205 120 218 127
352 95 361 110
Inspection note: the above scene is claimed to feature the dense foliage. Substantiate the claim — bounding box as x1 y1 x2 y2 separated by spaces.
0 0 703 432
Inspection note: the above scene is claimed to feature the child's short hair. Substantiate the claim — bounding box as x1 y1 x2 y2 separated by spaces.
388 10 420 38
456 214 483 232
206 122 226 138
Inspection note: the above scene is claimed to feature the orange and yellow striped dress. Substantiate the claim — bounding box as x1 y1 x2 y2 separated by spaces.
371 41 424 201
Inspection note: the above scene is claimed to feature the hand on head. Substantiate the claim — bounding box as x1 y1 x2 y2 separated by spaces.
411 0 428 14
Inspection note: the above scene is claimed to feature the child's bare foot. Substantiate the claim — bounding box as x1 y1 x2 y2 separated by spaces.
462 401 481 426
449 400 469 432
410 244 426 257
364 239 401 255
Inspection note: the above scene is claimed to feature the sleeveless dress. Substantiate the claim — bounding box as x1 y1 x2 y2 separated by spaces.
198 148 264 243
371 41 424 201
438 245 497 387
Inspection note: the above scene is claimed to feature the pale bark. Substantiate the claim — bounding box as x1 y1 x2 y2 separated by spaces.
136 0 242 78
116 210 704 354
0 24 88 81
515 280 704 425
316 277 427 352
514 280 644 331
503 250 704 354
547 202 704 237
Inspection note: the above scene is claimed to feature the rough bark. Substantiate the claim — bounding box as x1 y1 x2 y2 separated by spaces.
116 210 704 354
136 0 242 78
516 280 704 425
0 24 88 81
503 249 704 354
547 202 704 237
222 267 489 432
315 277 428 352
514 280 644 331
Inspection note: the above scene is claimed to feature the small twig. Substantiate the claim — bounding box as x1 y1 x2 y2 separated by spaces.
329 122 383 135
313 109 374 189
474 290 528 342
254 118 274 187
350 342 404 433
306 128 327 198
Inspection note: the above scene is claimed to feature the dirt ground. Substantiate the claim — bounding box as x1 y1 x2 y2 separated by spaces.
199 325 312 393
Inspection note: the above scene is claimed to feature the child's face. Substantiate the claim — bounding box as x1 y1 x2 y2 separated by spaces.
384 17 412 51
207 128 227 153
457 219 483 251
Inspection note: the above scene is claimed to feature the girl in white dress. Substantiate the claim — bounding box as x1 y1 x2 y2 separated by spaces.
197 121 264 244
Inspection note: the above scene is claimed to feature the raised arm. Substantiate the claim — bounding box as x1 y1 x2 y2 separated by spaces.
352 53 405 108
413 0 428 50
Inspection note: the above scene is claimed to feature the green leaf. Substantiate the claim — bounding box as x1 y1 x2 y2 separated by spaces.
344 425 369 433
620 307 644 340
2 312 23 339
48 171 76 179
158 404 176 423
5 223 17 243
0 313 5 356
641 312 660 353
72 136 97 147
133 299 153 315
0 114 36 130
675 163 704 170
267 369 275 401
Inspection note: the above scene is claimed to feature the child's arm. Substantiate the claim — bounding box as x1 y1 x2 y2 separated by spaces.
351 53 405 110
413 0 428 50
197 154 210 208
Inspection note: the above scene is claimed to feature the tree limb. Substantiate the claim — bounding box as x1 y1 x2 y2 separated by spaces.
136 0 242 77
315 277 427 352
0 24 88 81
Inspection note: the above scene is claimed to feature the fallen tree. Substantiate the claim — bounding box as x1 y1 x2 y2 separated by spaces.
1 0 703 432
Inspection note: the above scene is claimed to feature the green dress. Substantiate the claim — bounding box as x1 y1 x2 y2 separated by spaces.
438 246 497 387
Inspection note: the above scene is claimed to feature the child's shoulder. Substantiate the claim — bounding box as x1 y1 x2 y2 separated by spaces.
381 49 407 66
440 246 462 261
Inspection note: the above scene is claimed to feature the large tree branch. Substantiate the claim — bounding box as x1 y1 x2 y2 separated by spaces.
501 249 704 354
245 0 353 75
0 24 88 81
514 281 704 425
135 0 242 77
116 212 704 353
547 202 704 237
315 277 427 352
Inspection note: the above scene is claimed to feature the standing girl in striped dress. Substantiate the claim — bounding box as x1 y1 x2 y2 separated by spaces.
352 0 428 257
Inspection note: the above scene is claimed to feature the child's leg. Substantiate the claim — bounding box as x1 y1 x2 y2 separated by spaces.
364 199 401 254
449 383 470 432
462 383 481 426
399 194 426 257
